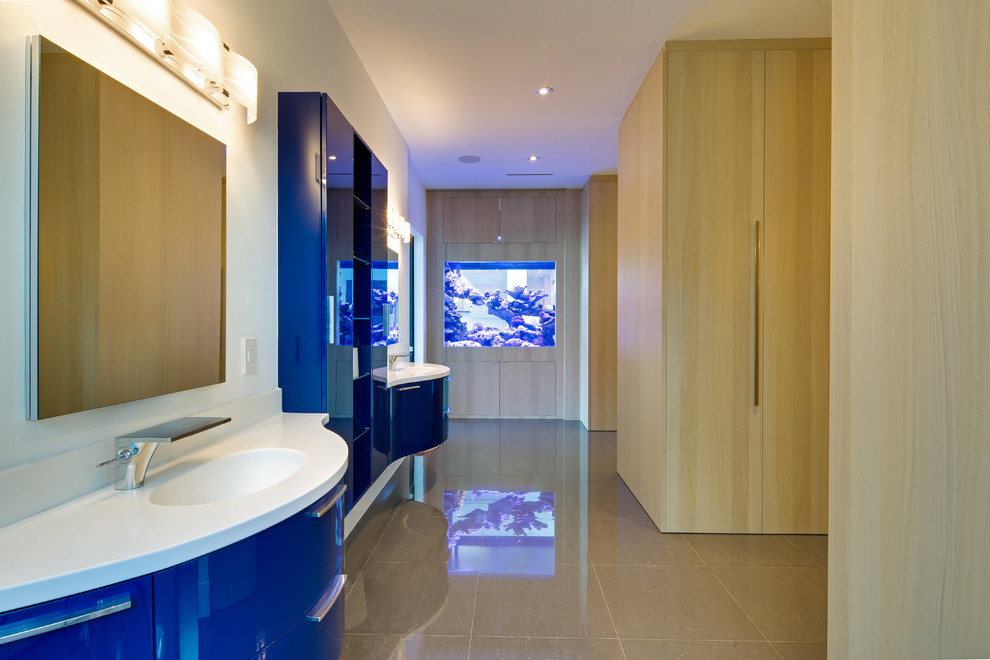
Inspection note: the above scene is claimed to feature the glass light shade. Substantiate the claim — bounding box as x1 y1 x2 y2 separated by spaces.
223 49 258 124
166 2 222 86
112 0 169 47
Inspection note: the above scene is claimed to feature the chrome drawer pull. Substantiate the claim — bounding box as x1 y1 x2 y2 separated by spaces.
305 484 346 519
306 574 346 623
0 594 131 646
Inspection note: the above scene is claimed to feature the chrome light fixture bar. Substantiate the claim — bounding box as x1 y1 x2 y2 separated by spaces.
387 207 411 253
72 0 258 123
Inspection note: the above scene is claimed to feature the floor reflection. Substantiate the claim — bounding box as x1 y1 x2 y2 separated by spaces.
342 420 827 660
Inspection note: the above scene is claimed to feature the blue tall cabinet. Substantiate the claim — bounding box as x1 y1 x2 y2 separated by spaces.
278 93 388 509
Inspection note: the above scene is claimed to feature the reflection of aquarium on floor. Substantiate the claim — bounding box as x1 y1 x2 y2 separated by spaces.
335 260 398 346
444 490 555 577
444 261 556 347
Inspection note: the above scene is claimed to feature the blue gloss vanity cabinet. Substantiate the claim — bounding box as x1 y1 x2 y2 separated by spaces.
373 375 449 463
0 485 345 660
0 576 153 659
154 484 345 659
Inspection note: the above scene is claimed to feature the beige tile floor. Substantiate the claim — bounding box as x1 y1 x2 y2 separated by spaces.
342 420 827 660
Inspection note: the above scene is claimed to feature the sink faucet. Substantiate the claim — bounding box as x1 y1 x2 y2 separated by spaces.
388 353 409 372
98 417 231 490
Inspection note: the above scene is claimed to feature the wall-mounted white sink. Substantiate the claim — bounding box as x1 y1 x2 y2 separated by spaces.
150 448 307 507
373 362 450 388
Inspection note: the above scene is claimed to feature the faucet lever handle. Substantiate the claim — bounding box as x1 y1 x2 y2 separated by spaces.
97 446 135 468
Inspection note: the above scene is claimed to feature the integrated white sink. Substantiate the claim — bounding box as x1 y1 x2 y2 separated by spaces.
150 448 308 507
373 362 451 388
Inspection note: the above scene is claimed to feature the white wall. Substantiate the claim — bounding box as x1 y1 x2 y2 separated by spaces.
0 0 422 526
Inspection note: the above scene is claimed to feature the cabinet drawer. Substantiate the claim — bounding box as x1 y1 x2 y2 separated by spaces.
153 484 345 659
0 576 152 660
250 574 345 660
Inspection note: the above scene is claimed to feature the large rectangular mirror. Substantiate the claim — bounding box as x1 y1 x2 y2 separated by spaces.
28 36 226 420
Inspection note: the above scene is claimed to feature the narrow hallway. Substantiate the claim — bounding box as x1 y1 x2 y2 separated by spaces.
342 420 826 660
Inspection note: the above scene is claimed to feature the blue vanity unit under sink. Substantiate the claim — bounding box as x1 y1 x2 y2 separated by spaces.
0 414 348 660
373 363 450 464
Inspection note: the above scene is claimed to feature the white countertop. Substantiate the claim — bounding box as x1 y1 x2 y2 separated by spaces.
0 413 348 612
372 362 450 388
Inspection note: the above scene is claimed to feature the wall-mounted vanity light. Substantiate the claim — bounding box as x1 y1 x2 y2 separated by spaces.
387 208 411 253
72 0 258 123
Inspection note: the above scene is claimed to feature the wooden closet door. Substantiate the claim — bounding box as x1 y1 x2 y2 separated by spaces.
761 49 831 533
664 48 765 532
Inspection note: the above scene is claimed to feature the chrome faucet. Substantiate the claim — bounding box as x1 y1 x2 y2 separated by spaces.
388 353 409 372
98 417 231 490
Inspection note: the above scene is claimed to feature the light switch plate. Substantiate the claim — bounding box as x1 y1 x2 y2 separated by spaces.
242 337 258 375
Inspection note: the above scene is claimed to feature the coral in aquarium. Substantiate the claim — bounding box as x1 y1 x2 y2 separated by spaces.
372 288 399 346
337 299 353 346
443 263 555 347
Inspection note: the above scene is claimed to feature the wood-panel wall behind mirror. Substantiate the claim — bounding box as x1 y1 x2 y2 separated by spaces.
32 36 225 420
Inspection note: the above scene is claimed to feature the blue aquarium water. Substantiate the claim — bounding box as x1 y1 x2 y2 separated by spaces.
335 260 398 346
444 261 556 347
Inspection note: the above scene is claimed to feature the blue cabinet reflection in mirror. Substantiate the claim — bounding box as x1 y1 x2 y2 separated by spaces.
277 93 390 510
373 375 449 464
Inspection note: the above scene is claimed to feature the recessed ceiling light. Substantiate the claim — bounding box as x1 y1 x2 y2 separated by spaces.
535 87 553 96
328 155 337 160
528 155 539 161
458 155 482 164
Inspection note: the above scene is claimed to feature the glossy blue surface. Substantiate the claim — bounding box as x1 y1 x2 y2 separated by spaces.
250 577 344 660
153 485 344 659
374 375 449 463
278 92 390 510
277 92 328 413
0 576 152 660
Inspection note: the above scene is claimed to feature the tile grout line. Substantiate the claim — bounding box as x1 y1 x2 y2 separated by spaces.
589 558 629 660
780 534 825 569
709 567 775 648
466 565 479 660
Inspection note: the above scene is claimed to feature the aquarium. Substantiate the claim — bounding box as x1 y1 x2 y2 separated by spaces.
444 261 556 347
335 260 398 346
444 490 555 577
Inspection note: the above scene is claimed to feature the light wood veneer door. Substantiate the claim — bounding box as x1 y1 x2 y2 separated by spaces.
664 48 765 533
499 196 556 243
761 49 831 534
443 197 498 243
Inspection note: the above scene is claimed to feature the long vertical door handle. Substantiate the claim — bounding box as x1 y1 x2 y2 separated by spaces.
754 220 761 407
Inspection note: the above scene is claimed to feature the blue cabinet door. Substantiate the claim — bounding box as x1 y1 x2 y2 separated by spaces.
250 574 345 660
376 376 449 463
0 576 153 660
153 485 344 659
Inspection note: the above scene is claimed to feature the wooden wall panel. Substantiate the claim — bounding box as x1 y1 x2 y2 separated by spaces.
762 49 831 534
664 48 765 533
443 196 498 243
831 1 990 657
616 51 666 528
500 361 556 416
499 196 556 243
587 176 618 430
427 190 574 420
447 360 499 416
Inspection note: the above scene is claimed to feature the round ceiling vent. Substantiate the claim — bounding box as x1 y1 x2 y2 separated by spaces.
457 155 481 164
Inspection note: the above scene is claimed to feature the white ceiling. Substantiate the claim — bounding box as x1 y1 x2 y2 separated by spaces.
326 0 831 190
